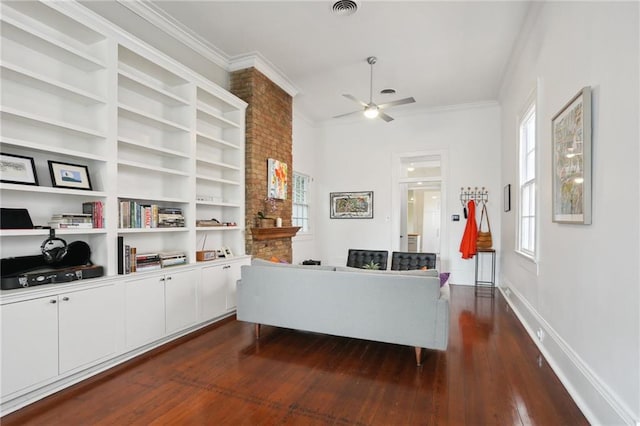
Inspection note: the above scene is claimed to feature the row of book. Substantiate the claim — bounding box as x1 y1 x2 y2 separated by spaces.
119 201 184 229
117 237 187 274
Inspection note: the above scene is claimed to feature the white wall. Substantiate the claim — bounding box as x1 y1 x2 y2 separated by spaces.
499 2 639 424
291 110 321 264
311 104 501 283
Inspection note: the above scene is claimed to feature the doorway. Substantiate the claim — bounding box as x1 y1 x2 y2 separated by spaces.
395 151 446 268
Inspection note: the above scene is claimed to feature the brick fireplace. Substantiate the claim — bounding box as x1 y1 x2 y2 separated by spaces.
230 67 294 262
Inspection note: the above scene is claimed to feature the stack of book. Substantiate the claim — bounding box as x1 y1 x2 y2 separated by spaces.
82 201 104 228
49 213 93 229
135 253 161 272
158 208 184 228
159 251 187 267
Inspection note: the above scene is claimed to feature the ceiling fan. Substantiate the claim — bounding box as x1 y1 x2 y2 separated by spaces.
334 56 416 122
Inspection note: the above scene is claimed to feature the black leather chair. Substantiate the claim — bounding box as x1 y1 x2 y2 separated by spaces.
390 251 437 271
346 249 389 270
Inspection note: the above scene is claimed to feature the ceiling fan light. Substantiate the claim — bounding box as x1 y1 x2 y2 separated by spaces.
364 105 379 118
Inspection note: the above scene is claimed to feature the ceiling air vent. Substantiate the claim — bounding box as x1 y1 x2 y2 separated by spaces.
332 0 358 16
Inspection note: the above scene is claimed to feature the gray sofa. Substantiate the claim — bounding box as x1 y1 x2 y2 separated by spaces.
236 260 449 365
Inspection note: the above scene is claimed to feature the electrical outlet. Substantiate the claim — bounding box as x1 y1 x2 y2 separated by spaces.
536 328 545 342
504 287 511 297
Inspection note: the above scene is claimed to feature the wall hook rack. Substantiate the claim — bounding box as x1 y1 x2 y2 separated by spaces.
460 187 489 205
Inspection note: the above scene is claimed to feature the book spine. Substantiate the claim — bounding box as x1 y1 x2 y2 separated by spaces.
130 247 136 273
144 206 151 228
97 201 103 228
117 236 124 275
125 245 130 274
151 204 158 228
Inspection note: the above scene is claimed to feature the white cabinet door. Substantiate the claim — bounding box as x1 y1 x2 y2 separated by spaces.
225 262 244 310
165 269 198 334
199 265 227 322
58 285 118 374
125 275 165 349
1 297 58 397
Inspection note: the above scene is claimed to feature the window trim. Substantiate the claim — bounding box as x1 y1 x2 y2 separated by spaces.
516 91 537 262
292 171 311 235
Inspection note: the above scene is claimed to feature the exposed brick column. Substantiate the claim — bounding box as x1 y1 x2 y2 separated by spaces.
230 68 293 262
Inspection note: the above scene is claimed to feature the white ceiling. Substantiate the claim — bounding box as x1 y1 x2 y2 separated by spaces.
146 1 532 123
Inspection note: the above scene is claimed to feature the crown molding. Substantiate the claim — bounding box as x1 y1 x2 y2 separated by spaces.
228 53 299 98
117 0 229 69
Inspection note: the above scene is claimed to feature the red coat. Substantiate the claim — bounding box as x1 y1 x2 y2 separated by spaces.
459 200 477 259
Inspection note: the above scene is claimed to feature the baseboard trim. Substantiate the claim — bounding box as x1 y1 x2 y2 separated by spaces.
499 281 637 426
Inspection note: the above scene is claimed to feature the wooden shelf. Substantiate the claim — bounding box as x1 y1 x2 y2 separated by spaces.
251 226 301 241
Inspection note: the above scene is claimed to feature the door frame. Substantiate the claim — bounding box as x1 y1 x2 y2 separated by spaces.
391 149 449 271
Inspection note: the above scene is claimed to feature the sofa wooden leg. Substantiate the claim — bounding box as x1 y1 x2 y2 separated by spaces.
255 323 261 339
415 347 423 366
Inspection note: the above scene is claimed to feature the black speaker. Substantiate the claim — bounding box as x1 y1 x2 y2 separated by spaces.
41 233 68 264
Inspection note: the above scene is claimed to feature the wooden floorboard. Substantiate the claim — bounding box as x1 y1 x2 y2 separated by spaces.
1 285 588 425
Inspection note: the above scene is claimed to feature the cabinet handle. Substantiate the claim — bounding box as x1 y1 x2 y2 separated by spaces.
159 277 165 282
50 299 57 304
223 265 231 270
166 276 172 281
62 297 70 301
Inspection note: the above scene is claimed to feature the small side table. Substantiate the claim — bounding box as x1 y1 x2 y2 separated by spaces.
475 248 496 297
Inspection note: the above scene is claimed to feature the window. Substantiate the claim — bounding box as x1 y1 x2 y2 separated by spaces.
518 99 536 257
292 172 310 233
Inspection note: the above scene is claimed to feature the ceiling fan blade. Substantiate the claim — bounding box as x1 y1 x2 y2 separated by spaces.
378 97 416 110
333 109 362 119
378 112 394 122
343 94 368 107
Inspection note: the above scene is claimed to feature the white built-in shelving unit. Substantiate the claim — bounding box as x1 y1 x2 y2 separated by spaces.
0 0 247 269
0 0 249 414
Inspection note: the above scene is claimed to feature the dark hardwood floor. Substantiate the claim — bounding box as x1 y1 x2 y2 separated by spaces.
2 285 588 425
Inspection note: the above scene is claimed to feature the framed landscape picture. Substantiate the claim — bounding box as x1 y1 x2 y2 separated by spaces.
0 153 38 186
330 191 373 219
48 160 93 190
552 87 592 224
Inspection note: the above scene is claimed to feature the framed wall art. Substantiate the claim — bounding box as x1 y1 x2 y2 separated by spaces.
48 160 93 190
0 153 38 186
552 87 592 224
330 191 373 219
267 158 288 200
503 184 511 212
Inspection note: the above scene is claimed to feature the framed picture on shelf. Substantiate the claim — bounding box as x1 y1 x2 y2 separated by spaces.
330 191 374 219
48 160 93 190
552 87 592 224
0 153 38 186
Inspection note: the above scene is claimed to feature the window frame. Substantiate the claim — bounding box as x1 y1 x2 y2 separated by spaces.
516 94 537 261
292 171 311 235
